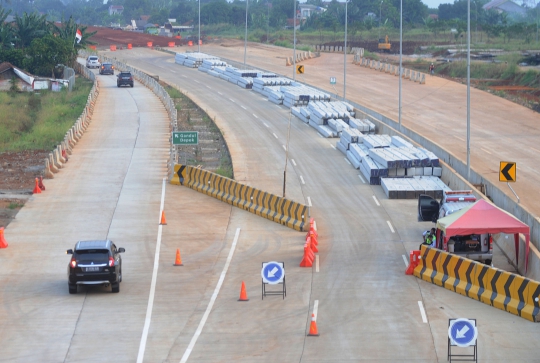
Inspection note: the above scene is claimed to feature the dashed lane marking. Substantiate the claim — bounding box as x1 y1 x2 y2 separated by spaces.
418 301 428 323
300 175 305 184
372 195 380 206
358 175 366 184
387 221 395 233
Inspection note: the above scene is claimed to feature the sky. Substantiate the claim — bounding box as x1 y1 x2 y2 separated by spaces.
422 0 453 9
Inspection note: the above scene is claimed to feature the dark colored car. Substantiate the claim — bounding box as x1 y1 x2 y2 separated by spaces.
67 240 125 294
117 71 134 87
99 62 114 75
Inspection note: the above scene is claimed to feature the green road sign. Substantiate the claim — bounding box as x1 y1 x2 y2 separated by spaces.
330 77 336 85
173 131 199 145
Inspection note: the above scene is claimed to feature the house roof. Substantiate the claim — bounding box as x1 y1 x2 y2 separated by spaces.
109 5 124 9
483 0 526 14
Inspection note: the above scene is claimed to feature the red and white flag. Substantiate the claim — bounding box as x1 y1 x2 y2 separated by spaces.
75 29 82 43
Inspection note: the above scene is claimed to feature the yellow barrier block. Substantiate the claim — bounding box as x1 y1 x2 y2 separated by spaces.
506 274 529 317
520 280 540 322
453 258 475 297
439 252 460 291
433 250 453 287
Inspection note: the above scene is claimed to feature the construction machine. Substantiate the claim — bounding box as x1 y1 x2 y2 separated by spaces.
378 35 391 51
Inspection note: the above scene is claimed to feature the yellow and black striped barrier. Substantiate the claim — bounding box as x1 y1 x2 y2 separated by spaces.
414 245 540 322
171 164 308 231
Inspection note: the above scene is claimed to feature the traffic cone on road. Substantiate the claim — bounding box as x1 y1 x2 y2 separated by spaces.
159 210 167 225
308 314 319 336
33 178 41 194
238 281 249 301
173 249 183 266
38 176 46 191
0 227 8 248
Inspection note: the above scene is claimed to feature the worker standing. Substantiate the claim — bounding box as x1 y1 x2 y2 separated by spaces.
429 63 435 75
420 228 437 249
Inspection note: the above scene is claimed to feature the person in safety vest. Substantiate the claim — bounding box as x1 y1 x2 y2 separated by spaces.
420 228 437 249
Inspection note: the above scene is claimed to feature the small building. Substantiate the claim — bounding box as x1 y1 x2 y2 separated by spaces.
109 5 124 16
483 0 527 17
298 4 326 20
0 62 33 92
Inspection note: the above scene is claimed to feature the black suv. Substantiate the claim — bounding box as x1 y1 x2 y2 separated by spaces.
117 71 134 87
99 62 114 75
67 240 125 294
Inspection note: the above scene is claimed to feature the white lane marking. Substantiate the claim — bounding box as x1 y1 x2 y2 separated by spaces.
303 123 309 127
402 254 409 267
480 147 492 155
386 221 395 233
300 175 305 184
344 158 351 165
180 228 242 363
358 175 366 184
317 133 324 138
313 300 319 320
241 105 247 110
418 301 428 323
282 145 286 151
181 75 187 78
264 123 269 128
253 113 258 119
206 85 211 89
291 159 297 166
229 98 235 103
273 133 278 139
307 196 312 206
532 147 540 153
330 144 336 150
315 255 319 272
372 195 380 206
454 135 465 142
194 80 200 84
170 70 177 73
137 178 167 363
218 91 223 95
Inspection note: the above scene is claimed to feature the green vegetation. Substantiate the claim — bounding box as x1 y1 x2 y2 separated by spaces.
0 76 93 152
8 202 24 209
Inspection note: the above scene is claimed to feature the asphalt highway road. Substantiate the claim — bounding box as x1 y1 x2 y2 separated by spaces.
0 50 538 363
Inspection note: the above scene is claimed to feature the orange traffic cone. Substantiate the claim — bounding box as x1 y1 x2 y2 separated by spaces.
238 281 249 301
308 313 319 336
33 178 41 194
173 248 183 266
0 227 8 248
38 176 46 191
159 210 167 225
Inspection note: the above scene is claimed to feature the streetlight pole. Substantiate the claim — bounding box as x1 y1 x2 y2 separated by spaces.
344 0 347 100
379 0 383 40
399 0 402 130
467 0 471 181
244 0 248 65
293 0 297 81
198 0 201 52
267 0 270 44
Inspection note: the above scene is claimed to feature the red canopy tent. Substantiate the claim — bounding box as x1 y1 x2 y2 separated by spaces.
436 200 531 272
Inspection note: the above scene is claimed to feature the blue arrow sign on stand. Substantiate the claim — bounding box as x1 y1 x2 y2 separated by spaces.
448 318 478 347
261 262 284 285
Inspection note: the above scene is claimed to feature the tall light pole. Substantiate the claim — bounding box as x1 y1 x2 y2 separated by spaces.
398 0 402 130
474 0 477 44
467 0 471 181
293 0 297 81
267 0 270 44
198 0 201 52
379 0 383 40
244 0 248 65
344 0 347 100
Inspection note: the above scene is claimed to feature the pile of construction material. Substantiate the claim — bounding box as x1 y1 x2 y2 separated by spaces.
381 177 450 199
208 66 264 89
337 135 441 187
175 52 220 68
281 84 331 107
291 101 375 137
198 59 228 73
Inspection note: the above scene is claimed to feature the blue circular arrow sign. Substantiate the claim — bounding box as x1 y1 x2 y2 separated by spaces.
448 318 478 348
261 261 284 285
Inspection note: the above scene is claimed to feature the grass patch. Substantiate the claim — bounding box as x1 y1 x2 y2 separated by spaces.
8 202 24 209
215 155 233 179
0 76 93 152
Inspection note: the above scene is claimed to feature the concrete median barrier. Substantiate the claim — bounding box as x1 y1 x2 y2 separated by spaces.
413 245 540 322
171 164 308 231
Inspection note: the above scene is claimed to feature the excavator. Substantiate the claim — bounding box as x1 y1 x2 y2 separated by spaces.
378 35 391 52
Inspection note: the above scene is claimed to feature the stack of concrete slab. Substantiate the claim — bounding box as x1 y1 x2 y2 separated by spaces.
281 84 331 108
175 52 219 68
381 176 451 199
198 59 228 73
252 77 293 102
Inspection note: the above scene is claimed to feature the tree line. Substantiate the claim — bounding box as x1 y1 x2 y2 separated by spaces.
0 8 94 77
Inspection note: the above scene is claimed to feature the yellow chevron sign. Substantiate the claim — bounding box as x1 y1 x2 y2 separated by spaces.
296 65 304 74
499 161 516 182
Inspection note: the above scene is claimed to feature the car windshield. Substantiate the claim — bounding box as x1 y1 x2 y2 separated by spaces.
76 249 109 263
89 57 98 61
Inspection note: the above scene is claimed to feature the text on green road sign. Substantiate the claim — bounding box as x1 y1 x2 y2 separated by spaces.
173 131 199 145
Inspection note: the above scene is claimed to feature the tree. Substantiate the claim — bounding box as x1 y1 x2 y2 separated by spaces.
24 34 76 76
13 12 49 49
52 16 97 50
0 7 14 49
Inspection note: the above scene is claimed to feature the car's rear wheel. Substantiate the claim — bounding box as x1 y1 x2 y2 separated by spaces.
111 283 120 293
485 259 492 266
130 84 133 88
69 284 77 294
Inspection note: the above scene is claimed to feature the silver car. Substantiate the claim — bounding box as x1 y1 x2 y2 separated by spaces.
86 55 101 69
